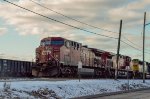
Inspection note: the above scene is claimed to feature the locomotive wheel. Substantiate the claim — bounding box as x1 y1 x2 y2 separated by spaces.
60 67 74 77
47 67 60 77
95 69 102 78
55 67 62 77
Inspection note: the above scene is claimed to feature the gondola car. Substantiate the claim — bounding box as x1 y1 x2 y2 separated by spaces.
0 59 33 77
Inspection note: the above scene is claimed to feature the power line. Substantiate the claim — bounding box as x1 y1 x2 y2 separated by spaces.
121 40 150 54
122 36 141 47
7 0 149 53
4 0 118 39
121 40 142 51
122 36 147 51
4 0 150 55
30 0 119 35
30 0 147 51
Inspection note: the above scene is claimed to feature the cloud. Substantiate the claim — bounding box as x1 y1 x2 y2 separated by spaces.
1 0 150 60
0 28 7 35
0 53 34 61
0 0 132 35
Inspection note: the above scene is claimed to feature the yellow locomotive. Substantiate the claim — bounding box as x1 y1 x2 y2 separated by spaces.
132 59 139 71
132 59 140 78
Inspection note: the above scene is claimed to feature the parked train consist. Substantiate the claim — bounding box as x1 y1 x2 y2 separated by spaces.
0 59 33 77
32 37 150 78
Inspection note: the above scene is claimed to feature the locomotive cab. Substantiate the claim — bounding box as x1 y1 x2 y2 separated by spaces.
33 37 65 77
132 59 140 78
132 59 139 72
33 37 82 77
36 37 65 65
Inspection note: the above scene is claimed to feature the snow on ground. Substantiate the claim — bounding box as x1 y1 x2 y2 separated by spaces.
0 79 150 99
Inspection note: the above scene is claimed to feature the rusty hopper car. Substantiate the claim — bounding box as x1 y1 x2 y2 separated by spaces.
0 59 33 77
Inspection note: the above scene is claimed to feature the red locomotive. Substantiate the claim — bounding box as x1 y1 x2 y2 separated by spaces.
32 37 81 77
32 37 134 78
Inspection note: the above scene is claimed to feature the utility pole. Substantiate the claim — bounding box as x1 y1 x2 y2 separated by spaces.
143 12 146 83
115 20 122 80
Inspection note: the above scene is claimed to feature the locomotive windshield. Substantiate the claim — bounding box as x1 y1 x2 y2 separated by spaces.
41 40 64 46
51 40 64 45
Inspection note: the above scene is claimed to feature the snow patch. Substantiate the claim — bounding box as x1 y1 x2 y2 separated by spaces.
0 79 149 99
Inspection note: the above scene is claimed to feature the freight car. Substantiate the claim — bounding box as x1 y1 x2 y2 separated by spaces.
0 59 33 77
32 37 137 78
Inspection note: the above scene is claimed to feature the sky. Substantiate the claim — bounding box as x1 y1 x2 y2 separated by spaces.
0 0 150 61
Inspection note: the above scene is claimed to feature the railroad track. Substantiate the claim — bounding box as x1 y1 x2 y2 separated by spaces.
0 77 108 82
0 77 145 82
0 78 71 82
